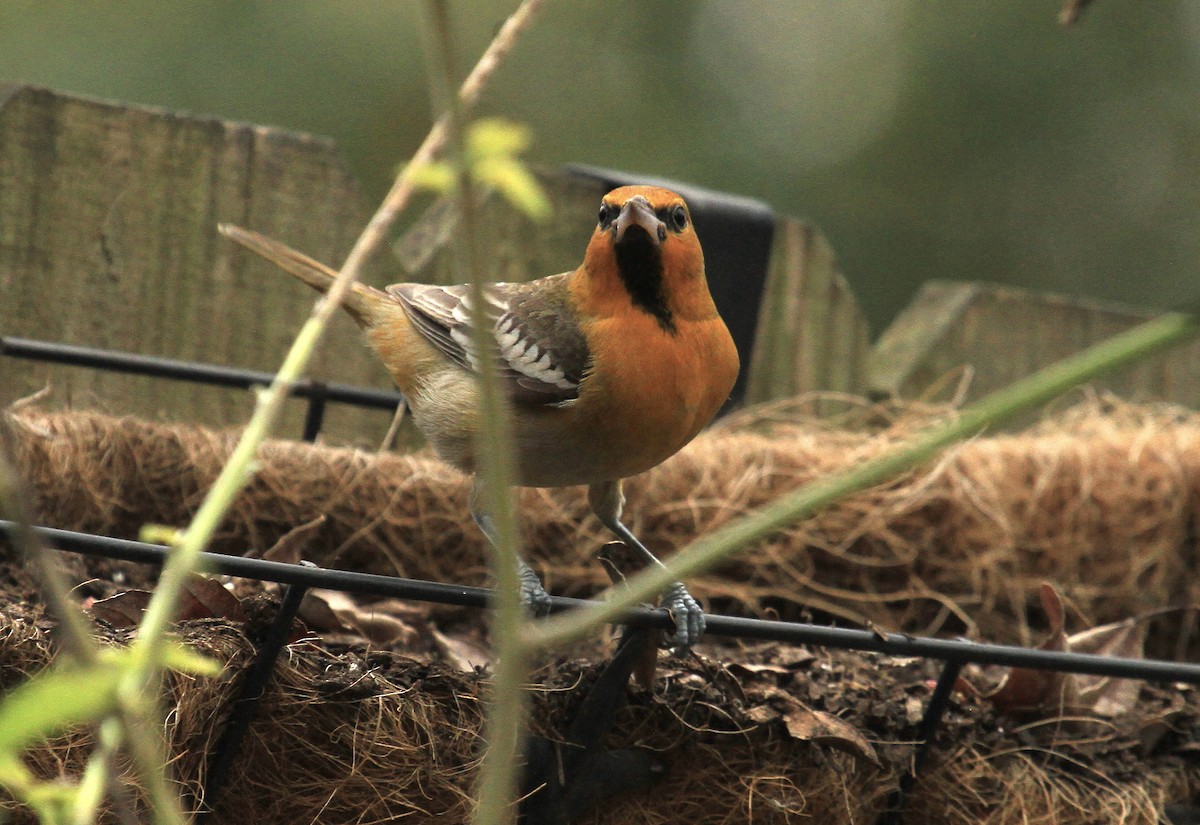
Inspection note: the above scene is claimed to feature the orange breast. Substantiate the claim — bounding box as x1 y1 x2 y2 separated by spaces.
361 290 738 489
510 312 738 487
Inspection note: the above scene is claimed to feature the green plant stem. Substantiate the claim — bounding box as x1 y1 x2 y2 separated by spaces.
0 3 550 821
117 706 182 825
108 0 546 818
72 718 123 825
420 3 529 825
116 323 329 822
340 0 548 295
0 450 96 664
525 310 1200 651
128 333 317 667
123 0 547 727
376 0 548 446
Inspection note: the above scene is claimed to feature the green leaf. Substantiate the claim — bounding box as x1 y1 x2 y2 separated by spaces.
405 160 456 193
0 752 36 793
466 118 532 160
162 642 221 677
474 157 550 222
0 664 120 755
139 523 184 546
0 761 75 825
402 118 548 220
27 779 78 825
0 639 217 764
73 723 118 825
461 118 549 220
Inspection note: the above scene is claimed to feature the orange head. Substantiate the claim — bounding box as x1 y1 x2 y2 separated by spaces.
578 186 715 330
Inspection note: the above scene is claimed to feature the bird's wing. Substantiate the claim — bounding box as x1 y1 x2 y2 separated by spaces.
388 274 589 406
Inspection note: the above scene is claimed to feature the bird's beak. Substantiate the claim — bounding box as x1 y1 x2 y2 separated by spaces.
614 196 666 246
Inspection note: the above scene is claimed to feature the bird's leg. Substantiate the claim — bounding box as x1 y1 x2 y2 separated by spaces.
588 480 705 653
470 478 553 616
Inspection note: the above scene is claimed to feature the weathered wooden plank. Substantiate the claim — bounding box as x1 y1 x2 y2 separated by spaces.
868 280 1200 406
1 85 873 438
743 218 870 409
0 84 395 441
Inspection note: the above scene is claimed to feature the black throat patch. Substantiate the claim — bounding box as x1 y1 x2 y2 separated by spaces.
613 228 675 333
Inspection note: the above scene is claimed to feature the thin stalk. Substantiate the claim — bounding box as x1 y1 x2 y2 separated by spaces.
114 316 332 822
525 310 1200 650
106 0 547 817
0 451 96 663
420 3 528 825
377 0 549 446
345 0 548 300
126 0 547 684
117 707 182 825
0 3 549 821
72 718 123 825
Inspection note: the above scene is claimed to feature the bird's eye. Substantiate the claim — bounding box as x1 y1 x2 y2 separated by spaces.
670 205 688 231
598 203 612 227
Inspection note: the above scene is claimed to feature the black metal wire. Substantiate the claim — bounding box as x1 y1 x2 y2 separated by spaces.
301 386 327 442
200 570 311 817
879 659 966 825
0 336 402 410
911 660 966 774
6 520 1200 686
8 336 1200 824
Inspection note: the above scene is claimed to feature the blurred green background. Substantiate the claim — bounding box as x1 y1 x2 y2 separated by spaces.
2 1 1197 334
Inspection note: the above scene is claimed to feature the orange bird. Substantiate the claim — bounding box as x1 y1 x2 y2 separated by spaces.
221 186 739 650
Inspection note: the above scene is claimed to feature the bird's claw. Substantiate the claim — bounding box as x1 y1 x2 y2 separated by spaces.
661 581 705 654
519 565 554 618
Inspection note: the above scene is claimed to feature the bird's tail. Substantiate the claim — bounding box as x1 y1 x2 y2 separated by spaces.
219 224 393 329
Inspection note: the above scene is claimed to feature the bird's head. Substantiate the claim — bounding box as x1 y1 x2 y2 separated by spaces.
581 185 710 331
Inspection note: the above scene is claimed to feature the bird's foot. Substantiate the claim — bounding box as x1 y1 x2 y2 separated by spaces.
519 562 554 618
661 581 705 654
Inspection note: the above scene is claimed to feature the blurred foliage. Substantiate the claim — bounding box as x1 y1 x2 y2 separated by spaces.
410 118 551 220
2 1 1198 333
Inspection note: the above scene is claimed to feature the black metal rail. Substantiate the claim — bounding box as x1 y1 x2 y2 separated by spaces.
5 336 1197 824
0 336 401 409
7 521 1198 686
0 336 403 441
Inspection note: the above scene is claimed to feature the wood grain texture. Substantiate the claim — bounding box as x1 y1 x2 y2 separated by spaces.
744 218 870 409
868 280 1199 407
0 84 396 442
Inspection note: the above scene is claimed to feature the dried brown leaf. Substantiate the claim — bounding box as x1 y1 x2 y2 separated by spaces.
89 590 152 628
987 584 1079 715
781 704 879 766
178 576 247 622
1071 618 1146 716
986 585 1151 718
298 592 347 633
309 589 419 646
348 612 418 647
88 576 246 627
728 663 793 680
430 627 490 672
745 705 780 725
746 684 794 704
